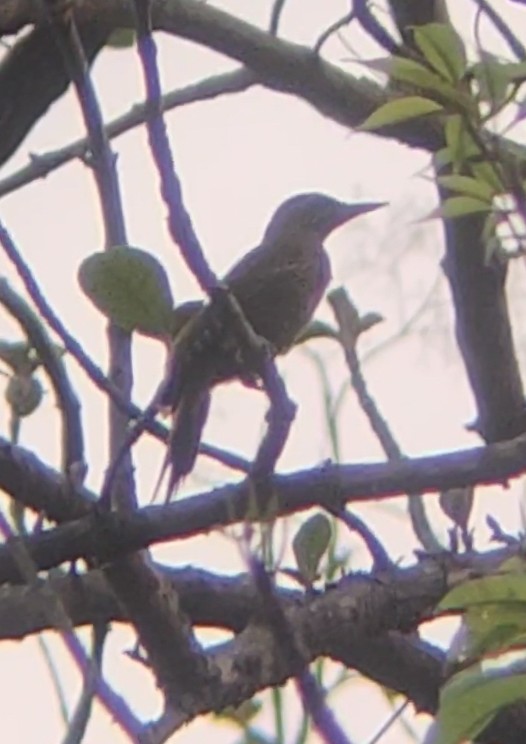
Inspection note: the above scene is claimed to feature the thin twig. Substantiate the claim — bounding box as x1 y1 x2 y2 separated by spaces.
269 0 287 35
134 0 218 293
61 623 107 744
42 0 134 510
209 286 296 479
0 68 255 201
249 555 354 744
329 288 442 555
200 441 250 472
99 398 159 507
335 508 392 570
92 2 220 714
471 0 526 60
41 2 127 248
314 10 355 55
0 215 128 424
0 510 142 738
62 625 143 741
486 514 519 546
0 277 85 476
367 700 411 744
2 393 73 724
354 0 399 54
252 359 296 478
135 0 294 481
38 633 70 725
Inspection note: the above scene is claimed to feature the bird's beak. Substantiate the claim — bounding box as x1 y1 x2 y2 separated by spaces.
320 200 386 240
340 201 387 224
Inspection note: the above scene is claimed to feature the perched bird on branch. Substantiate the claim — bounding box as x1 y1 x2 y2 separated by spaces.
157 193 384 498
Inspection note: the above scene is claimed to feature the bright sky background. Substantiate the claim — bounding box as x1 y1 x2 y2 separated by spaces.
1 1 526 742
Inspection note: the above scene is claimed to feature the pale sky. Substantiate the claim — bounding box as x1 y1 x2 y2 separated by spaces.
1 1 525 742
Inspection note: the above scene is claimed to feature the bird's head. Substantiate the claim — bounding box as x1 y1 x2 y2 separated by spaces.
263 192 385 243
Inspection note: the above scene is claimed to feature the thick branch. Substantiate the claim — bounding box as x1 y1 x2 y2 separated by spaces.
442 212 526 441
1 433 526 582
0 0 443 171
0 20 111 166
2 552 526 742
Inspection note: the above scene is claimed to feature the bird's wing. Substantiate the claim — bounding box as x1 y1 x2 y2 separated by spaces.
225 244 330 352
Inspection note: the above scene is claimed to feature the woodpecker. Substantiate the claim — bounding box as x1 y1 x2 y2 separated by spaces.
158 193 384 498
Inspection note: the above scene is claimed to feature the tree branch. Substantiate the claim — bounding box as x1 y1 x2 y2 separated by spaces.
329 288 442 554
0 68 255 200
0 277 85 475
1 551 525 741
2 433 526 581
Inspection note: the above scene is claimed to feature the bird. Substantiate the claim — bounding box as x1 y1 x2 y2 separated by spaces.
156 193 384 499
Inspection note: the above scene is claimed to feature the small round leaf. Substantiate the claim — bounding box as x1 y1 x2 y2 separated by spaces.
293 513 332 586
0 341 36 374
5 375 43 417
439 485 474 531
79 246 174 339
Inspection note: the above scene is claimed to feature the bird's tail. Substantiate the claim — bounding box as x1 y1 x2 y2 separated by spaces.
153 387 211 502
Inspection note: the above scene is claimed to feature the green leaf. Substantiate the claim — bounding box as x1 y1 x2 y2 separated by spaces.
0 341 36 375
293 514 332 586
372 56 473 112
444 114 481 172
106 28 136 49
436 175 495 202
217 699 262 725
368 56 448 92
439 485 474 530
439 571 526 613
360 96 443 131
500 60 526 82
433 147 454 171
502 138 526 164
78 246 174 339
438 569 526 662
428 660 526 744
470 162 504 196
427 196 493 220
5 375 43 417
294 320 339 346
470 54 511 111
466 602 526 659
0 341 65 375
413 23 467 83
